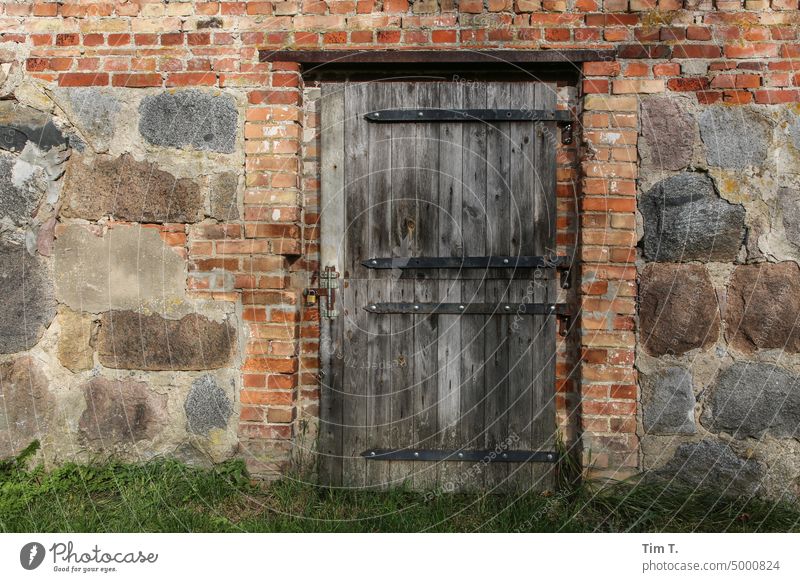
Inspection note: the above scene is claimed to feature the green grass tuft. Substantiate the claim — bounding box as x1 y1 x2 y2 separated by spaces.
1 453 798 533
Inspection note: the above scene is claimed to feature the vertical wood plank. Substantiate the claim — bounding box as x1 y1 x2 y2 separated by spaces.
505 82 536 492
435 81 464 490
389 82 417 487
318 82 345 486
412 82 441 490
483 82 512 491
458 80 488 491
340 81 371 488
365 81 394 490
531 82 559 491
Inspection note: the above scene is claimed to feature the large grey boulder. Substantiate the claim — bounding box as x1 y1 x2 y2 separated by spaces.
50 88 120 152
640 173 745 262
658 439 765 497
185 375 232 435
642 367 696 435
138 90 237 154
705 362 800 439
698 106 771 169
0 240 56 353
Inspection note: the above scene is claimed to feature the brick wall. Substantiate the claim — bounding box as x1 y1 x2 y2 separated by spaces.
2 0 799 481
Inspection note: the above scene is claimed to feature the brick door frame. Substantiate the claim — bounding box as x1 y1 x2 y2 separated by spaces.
240 53 640 481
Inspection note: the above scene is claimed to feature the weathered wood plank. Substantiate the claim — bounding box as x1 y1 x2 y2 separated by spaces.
530 82 559 492
505 82 535 491
412 81 441 490
340 82 371 488
457 80 488 491
365 82 394 490
318 82 345 486
388 82 417 488
483 82 512 491
435 81 464 490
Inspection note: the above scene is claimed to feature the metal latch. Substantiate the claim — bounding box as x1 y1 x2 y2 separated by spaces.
305 265 340 319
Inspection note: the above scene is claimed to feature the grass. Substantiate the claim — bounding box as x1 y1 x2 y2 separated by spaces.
1 443 799 533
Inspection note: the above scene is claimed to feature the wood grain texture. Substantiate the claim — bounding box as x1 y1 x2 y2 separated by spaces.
320 80 559 491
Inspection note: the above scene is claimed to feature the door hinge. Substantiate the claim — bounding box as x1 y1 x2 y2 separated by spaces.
305 265 340 319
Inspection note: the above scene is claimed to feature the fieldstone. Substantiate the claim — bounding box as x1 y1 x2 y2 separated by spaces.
56 307 93 372
639 96 695 171
788 113 800 151
658 440 764 497
61 153 203 223
0 240 56 354
706 362 800 439
778 187 800 245
640 173 745 262
725 262 800 353
185 375 232 435
51 88 119 152
208 172 239 220
138 90 237 154
642 367 696 435
0 101 67 153
698 106 771 169
0 357 54 459
97 311 235 371
0 150 49 230
639 263 720 357
55 224 186 313
78 378 167 443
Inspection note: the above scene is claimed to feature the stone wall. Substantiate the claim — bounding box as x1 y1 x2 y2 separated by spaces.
1 83 243 467
0 0 799 495
637 99 800 500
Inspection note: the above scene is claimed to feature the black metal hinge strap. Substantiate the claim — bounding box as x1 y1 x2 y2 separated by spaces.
364 302 571 316
362 255 570 270
364 109 571 123
362 449 558 463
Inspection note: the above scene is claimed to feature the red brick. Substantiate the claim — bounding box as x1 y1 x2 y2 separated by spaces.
83 34 104 46
108 33 131 46
667 77 710 92
166 72 217 86
725 43 780 58
26 58 48 72
55 34 80 46
431 30 457 43
583 79 609 93
753 89 800 104
723 90 753 104
672 44 722 59
33 2 58 16
59 73 109 87
112 73 162 88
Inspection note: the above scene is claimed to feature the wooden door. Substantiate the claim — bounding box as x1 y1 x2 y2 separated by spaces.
318 80 563 492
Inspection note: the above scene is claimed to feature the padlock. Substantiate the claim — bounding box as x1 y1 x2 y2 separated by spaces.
305 289 318 305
